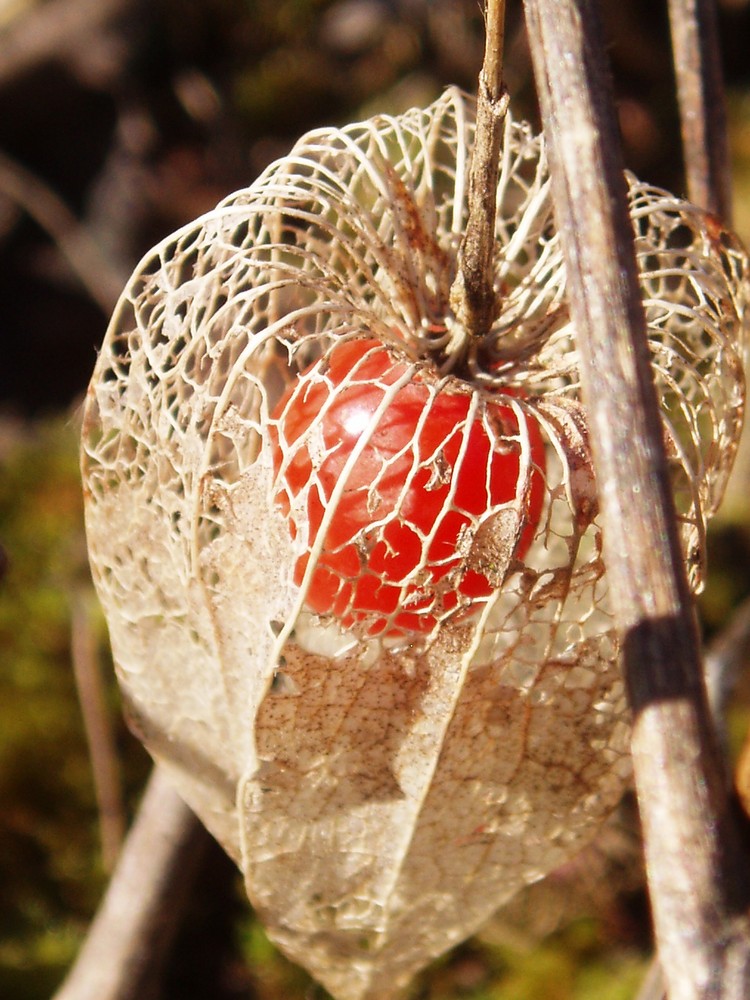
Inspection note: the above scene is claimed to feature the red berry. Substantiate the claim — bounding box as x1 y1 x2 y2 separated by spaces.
270 338 544 636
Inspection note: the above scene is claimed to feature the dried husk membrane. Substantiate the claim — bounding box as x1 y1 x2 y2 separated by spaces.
81 88 748 999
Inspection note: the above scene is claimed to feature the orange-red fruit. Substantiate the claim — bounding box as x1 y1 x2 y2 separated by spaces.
270 338 545 635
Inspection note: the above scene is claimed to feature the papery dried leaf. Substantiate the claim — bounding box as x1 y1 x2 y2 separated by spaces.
81 88 748 999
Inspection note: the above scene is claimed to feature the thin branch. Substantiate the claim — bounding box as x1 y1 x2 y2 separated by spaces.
450 0 508 341
667 0 732 222
521 1 750 998
706 598 750 821
0 149 126 312
53 765 211 1000
0 0 131 88
705 594 750 743
70 589 126 872
482 0 506 101
636 959 666 1000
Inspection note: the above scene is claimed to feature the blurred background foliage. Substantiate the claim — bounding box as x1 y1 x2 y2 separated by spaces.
2 0 750 997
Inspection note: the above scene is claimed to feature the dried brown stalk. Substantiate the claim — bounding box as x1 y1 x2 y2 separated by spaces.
636 959 667 1000
522 0 750 998
0 0 131 88
53 766 210 1000
636 590 750 1000
450 0 509 341
705 594 750 739
0 149 125 312
70 590 125 871
667 0 732 222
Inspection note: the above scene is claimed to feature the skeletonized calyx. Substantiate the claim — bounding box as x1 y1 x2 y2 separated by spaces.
81 88 748 999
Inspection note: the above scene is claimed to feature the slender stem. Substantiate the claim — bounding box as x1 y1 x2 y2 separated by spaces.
704 594 750 739
53 766 211 1000
635 959 665 1000
522 1 750 997
70 590 126 871
0 0 131 88
667 0 732 223
449 0 508 342
0 149 125 312
483 0 506 98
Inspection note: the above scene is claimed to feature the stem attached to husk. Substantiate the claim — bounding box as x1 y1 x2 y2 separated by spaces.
450 0 508 343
